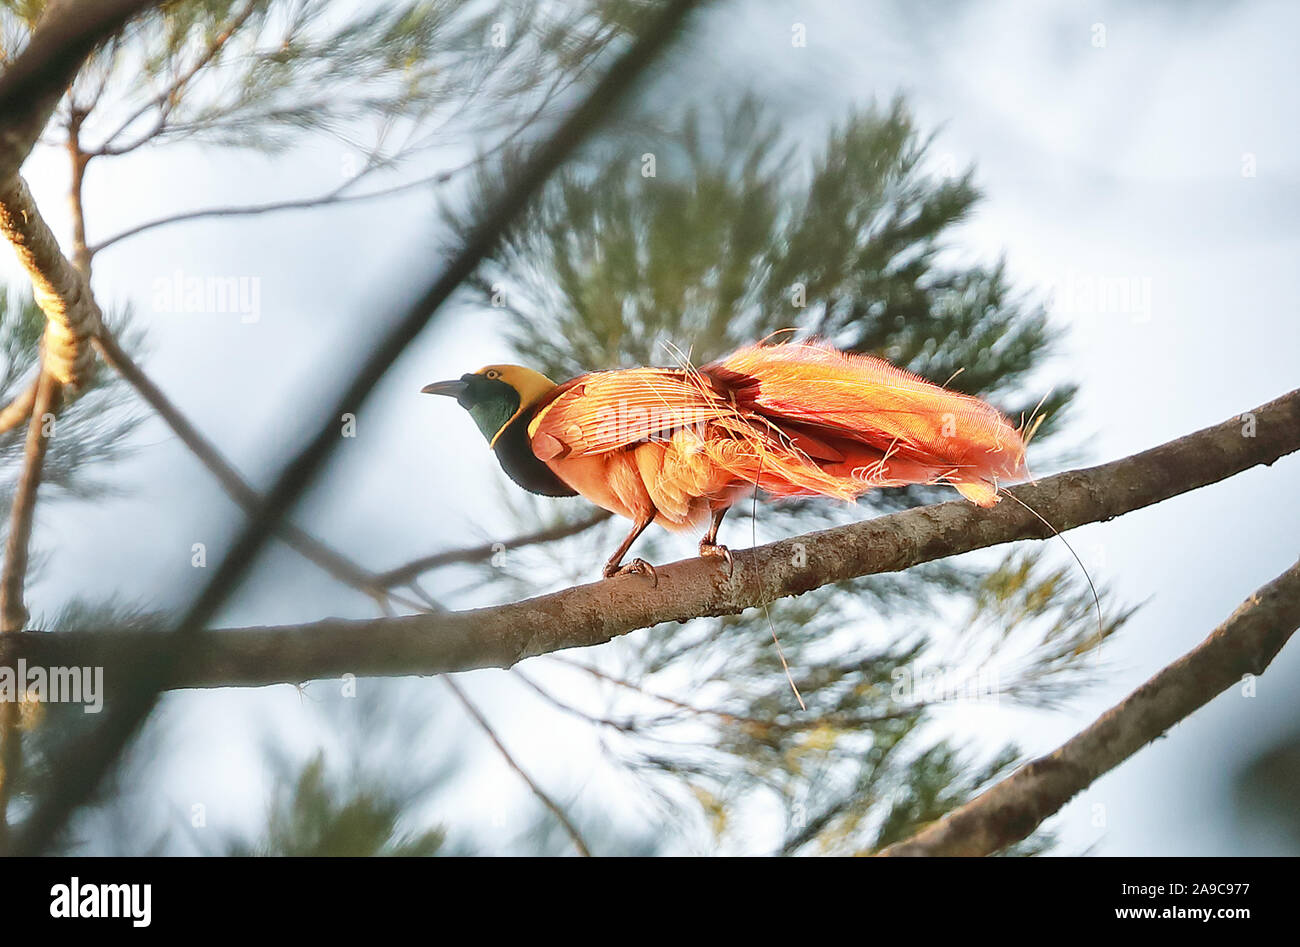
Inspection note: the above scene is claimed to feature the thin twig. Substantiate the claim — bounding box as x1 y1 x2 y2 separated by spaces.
554 657 776 729
554 657 913 733
91 0 261 156
90 166 461 254
0 379 38 436
373 510 611 588
442 676 592 856
513 668 640 733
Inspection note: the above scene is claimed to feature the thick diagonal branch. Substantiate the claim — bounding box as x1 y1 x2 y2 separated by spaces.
4 387 1296 689
878 556 1300 856
0 175 100 387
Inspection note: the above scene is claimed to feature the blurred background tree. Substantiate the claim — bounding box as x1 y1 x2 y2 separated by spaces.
0 291 142 505
12 0 1258 857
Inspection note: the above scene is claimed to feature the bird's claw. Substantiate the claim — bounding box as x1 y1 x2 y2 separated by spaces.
603 557 658 587
699 541 733 575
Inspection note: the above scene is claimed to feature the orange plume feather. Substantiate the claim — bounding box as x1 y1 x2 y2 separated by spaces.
707 341 1027 506
527 340 1028 530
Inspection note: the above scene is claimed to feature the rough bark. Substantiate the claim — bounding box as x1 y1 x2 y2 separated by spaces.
0 175 100 388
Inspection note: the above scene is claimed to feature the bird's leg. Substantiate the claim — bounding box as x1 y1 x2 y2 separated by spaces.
698 506 733 573
602 514 657 586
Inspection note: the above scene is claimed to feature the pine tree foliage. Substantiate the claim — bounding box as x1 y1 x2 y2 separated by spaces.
463 96 1073 442
224 752 445 857
0 292 143 504
450 96 1130 853
3 0 631 156
0 600 168 852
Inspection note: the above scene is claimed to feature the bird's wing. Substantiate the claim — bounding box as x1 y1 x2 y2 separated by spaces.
527 368 737 461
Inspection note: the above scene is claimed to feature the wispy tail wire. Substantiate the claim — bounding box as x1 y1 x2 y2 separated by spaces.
753 449 805 710
1000 487 1104 643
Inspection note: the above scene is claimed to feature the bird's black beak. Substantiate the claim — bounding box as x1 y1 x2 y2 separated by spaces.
421 379 469 399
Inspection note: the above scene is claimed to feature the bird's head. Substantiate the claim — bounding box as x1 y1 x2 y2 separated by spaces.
421 364 557 447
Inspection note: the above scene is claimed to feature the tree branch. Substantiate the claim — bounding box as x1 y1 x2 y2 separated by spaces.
443 677 591 856
88 167 461 255
372 509 611 588
4 387 1296 690
0 175 100 388
0 370 61 632
878 556 1300 856
0 379 39 436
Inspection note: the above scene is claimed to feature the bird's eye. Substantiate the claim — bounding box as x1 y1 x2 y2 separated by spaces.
485 369 500 380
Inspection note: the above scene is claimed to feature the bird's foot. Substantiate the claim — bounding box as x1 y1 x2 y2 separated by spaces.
603 557 658 587
698 540 733 575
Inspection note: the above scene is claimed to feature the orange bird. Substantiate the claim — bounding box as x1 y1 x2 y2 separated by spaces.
423 340 1028 581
